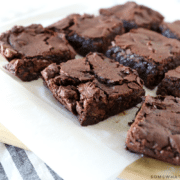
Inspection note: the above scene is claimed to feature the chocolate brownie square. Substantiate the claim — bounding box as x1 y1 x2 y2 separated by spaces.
47 14 124 56
41 52 145 126
99 1 164 32
126 95 180 165
157 66 180 97
160 21 180 40
106 28 180 89
0 24 76 81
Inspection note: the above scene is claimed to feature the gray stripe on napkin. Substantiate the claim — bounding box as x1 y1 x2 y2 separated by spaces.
5 145 40 180
45 164 63 180
0 163 8 180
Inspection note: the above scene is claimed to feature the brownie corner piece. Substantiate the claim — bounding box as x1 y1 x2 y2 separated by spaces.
126 95 180 165
99 1 164 32
106 28 180 89
41 52 145 126
160 21 180 40
0 24 76 81
157 66 180 97
47 14 124 56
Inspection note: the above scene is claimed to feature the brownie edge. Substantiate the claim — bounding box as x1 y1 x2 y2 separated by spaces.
160 21 180 40
106 28 180 89
47 14 124 56
41 52 145 126
126 95 180 165
157 66 180 97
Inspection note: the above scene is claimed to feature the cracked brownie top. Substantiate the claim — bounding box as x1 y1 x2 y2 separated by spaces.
99 1 164 31
0 24 76 61
47 14 124 39
47 14 124 56
126 95 180 165
112 28 180 63
41 52 145 126
42 52 144 90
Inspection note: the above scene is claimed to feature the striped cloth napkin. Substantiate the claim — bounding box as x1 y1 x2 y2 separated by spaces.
0 124 63 180
0 143 63 180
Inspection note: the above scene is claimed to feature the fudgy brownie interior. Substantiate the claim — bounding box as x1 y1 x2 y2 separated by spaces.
106 28 180 89
47 14 124 56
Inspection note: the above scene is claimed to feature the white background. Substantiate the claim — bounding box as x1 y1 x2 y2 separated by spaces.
1 0 180 29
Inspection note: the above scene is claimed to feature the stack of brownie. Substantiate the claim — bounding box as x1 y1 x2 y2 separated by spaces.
1 1 180 165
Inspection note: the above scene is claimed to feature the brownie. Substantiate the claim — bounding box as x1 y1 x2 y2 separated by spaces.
99 1 164 32
0 24 76 81
47 14 124 56
4 58 53 81
41 52 145 126
160 21 180 40
47 14 81 32
126 95 180 165
106 28 180 89
157 66 180 97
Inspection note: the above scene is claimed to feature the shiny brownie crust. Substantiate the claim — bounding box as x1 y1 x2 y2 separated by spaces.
41 52 145 126
126 95 180 165
99 2 164 32
0 24 76 81
0 24 76 62
106 28 180 89
47 14 124 56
